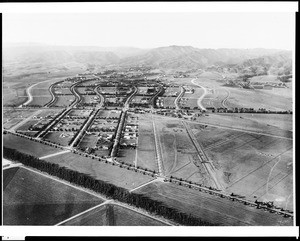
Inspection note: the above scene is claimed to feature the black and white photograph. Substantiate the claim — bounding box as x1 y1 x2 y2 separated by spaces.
1 2 298 239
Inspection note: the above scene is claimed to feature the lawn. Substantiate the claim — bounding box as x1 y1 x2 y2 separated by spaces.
3 167 104 225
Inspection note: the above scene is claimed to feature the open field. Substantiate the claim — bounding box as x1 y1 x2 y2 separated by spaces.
161 96 176 108
3 133 61 157
192 72 292 111
44 152 155 190
134 114 158 171
189 122 293 210
54 88 73 95
31 88 51 96
134 182 293 226
153 115 213 186
193 113 293 139
3 108 39 130
163 86 180 97
3 167 104 225
3 167 20 189
61 203 167 226
27 96 52 107
52 95 75 107
44 131 74 146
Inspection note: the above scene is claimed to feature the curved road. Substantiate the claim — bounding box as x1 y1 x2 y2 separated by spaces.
19 78 57 107
191 78 208 111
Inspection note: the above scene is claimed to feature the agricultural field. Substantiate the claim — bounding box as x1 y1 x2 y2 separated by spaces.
61 203 167 226
3 133 61 157
3 166 104 225
189 122 293 210
134 182 293 226
44 152 155 190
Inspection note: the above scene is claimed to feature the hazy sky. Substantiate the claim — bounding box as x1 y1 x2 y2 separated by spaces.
3 12 295 50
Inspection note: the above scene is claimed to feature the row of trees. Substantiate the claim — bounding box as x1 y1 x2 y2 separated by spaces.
3 147 216 226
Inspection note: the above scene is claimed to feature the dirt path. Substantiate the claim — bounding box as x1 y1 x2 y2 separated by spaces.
39 150 71 160
9 109 43 132
20 79 55 107
55 200 112 226
191 78 208 111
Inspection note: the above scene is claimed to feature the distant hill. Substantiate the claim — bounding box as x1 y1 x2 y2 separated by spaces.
119 45 292 70
3 43 292 71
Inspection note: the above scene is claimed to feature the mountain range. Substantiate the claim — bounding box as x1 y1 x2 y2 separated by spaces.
3 43 292 71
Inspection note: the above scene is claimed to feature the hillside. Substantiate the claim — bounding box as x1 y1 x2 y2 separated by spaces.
3 44 292 72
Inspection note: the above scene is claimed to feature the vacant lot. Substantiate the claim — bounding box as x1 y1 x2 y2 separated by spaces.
190 122 293 210
3 133 61 157
153 115 213 186
134 114 158 171
52 95 75 107
44 152 155 190
134 182 292 226
3 167 104 225
27 96 52 106
44 131 74 146
61 203 167 226
193 113 292 139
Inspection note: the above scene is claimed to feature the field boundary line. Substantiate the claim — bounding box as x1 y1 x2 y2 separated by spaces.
129 179 158 193
112 202 173 226
226 147 292 188
39 150 71 159
21 166 108 201
55 200 112 226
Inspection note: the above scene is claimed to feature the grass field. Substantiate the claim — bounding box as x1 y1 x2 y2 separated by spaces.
134 182 293 226
61 203 167 226
3 133 61 157
3 167 104 225
44 152 155 190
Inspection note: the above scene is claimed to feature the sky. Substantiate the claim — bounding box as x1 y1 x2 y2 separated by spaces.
3 12 295 50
